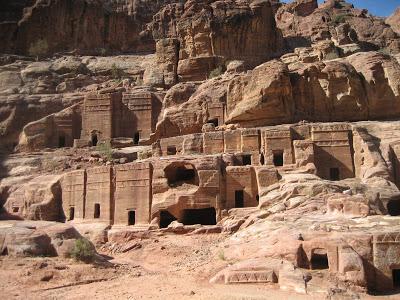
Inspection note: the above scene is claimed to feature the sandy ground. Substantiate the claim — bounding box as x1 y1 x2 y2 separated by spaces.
1 233 400 300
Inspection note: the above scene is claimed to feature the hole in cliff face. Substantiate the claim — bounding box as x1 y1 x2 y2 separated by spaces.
330 168 340 181
273 151 284 166
134 132 140 145
167 146 177 155
1 248 8 256
94 203 100 219
181 207 216 225
387 200 400 216
235 190 244 208
260 153 265 165
159 210 177 228
242 155 251 166
311 249 329 270
207 118 219 127
128 210 136 225
393 269 400 287
58 135 66 148
92 134 98 147
165 163 198 187
69 207 75 221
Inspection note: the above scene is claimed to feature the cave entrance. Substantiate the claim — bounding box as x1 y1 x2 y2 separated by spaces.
91 134 98 147
128 210 136 225
235 190 244 208
273 151 284 167
58 135 66 148
94 203 100 219
165 164 197 187
159 210 177 228
393 269 400 287
69 207 75 221
330 168 340 181
181 207 216 225
260 153 265 165
388 200 400 216
134 132 140 145
242 154 252 166
207 118 219 127
12 207 19 213
167 146 177 155
311 249 329 270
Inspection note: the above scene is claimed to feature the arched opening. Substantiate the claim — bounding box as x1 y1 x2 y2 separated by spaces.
273 151 284 167
311 249 329 270
165 163 197 187
69 207 75 221
134 132 140 145
58 135 66 148
160 210 177 228
181 207 216 225
128 210 136 225
94 203 100 219
387 200 400 216
91 134 98 147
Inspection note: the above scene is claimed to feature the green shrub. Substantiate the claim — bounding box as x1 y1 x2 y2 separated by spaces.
218 250 226 261
28 39 49 60
70 238 95 263
111 63 125 79
209 66 224 79
96 141 113 161
332 14 348 25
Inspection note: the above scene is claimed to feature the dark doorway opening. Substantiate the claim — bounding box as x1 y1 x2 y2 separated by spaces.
165 164 197 187
134 132 140 145
235 190 244 208
160 210 177 228
393 269 400 287
128 210 136 225
260 153 265 165
69 207 75 221
273 151 284 167
94 203 100 219
181 207 216 225
387 200 400 216
330 168 340 181
242 155 251 166
167 146 177 155
92 134 98 147
12 207 19 213
256 195 260 203
207 118 219 127
311 249 329 270
58 135 66 148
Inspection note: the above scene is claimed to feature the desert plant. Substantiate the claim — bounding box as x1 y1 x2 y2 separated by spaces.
69 238 95 263
111 63 124 79
332 14 348 25
218 250 226 261
209 66 224 79
96 141 113 161
28 39 49 60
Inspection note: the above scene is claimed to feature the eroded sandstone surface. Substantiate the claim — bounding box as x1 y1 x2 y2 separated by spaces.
1 0 400 299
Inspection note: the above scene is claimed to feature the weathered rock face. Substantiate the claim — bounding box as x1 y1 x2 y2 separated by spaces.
151 0 284 80
276 0 400 53
387 8 400 36
226 60 293 126
0 0 182 56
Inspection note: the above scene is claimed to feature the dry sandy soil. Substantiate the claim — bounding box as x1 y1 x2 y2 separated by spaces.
1 231 400 300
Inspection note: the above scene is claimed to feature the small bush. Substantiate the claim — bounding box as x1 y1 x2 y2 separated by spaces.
111 63 125 79
96 141 113 161
70 238 95 263
28 39 49 60
218 250 226 261
209 66 224 79
332 14 348 25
